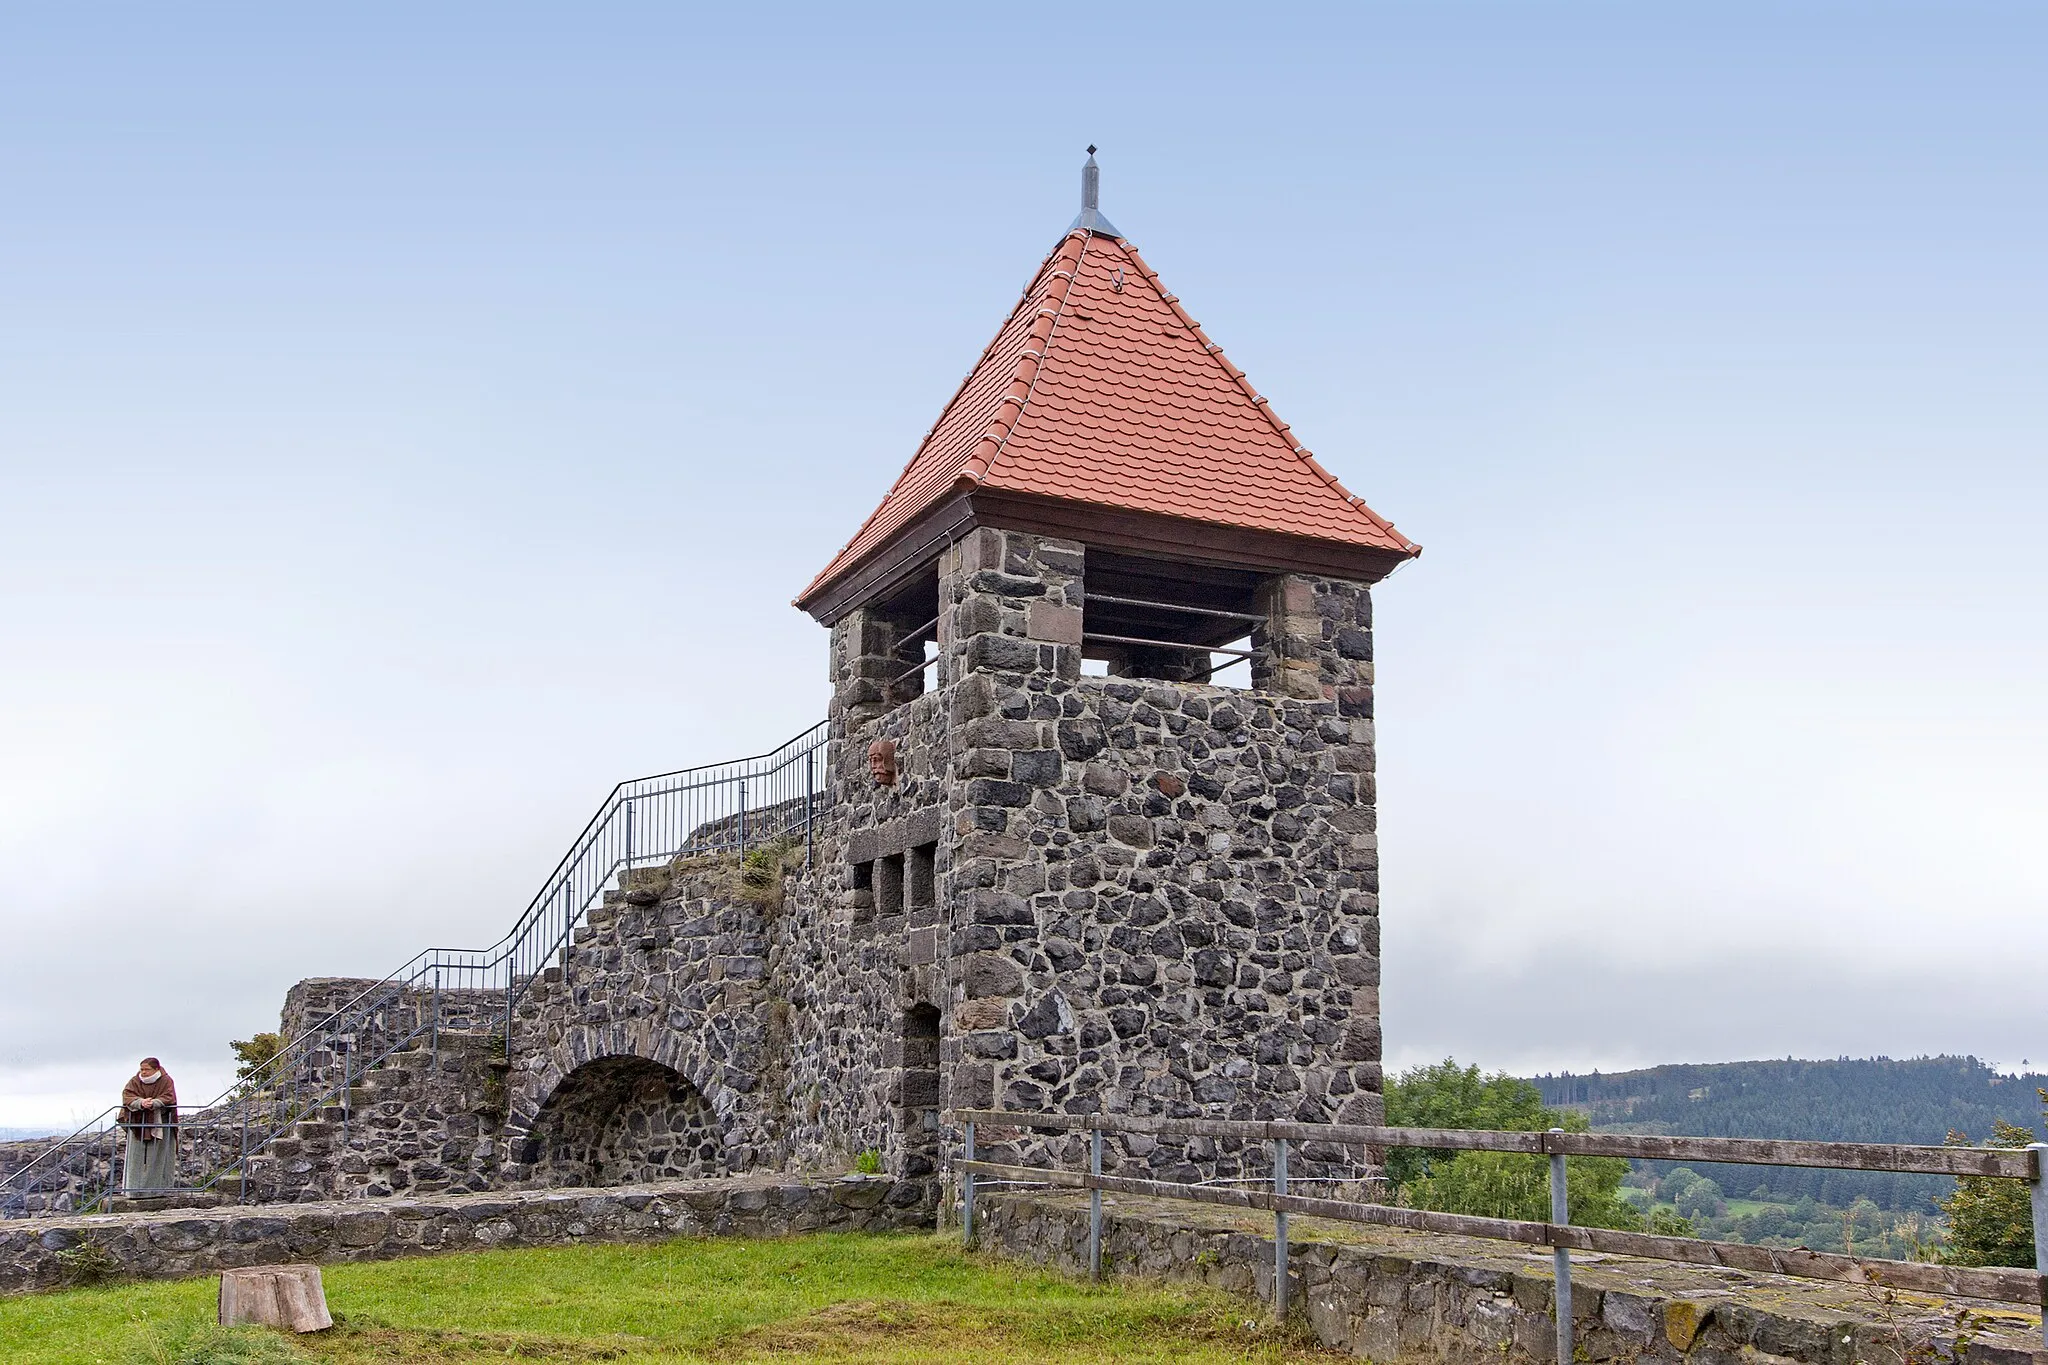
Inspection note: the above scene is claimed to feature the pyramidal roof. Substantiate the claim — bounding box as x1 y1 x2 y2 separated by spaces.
797 157 1418 617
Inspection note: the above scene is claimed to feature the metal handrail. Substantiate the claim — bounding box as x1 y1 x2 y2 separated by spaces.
2 719 832 1213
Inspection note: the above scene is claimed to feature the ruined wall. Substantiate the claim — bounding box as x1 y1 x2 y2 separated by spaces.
771 672 951 1177
1 1174 933 1295
7 529 1388 1213
502 863 779 1182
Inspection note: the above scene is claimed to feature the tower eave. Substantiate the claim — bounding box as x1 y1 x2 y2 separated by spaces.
794 487 1418 626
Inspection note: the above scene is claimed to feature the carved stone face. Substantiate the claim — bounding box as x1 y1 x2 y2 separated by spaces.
867 738 898 787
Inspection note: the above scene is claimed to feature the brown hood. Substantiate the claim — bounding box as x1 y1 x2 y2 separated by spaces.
121 1065 178 1139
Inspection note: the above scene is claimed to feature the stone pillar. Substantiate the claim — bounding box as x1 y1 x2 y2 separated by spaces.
1252 574 1374 705
932 529 1083 1115
940 528 1083 683
1246 574 1383 1126
829 608 900 730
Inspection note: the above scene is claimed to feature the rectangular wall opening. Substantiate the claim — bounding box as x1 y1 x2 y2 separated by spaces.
907 842 936 926
873 564 941 706
898 1003 942 1177
851 859 875 925
1081 549 1263 688
875 852 905 920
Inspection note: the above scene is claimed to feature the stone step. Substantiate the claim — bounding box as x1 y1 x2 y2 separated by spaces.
105 1191 225 1213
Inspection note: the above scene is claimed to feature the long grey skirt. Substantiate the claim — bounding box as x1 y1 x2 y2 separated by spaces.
122 1133 178 1192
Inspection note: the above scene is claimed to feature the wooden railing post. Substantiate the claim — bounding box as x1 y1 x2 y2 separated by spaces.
1550 1127 1573 1365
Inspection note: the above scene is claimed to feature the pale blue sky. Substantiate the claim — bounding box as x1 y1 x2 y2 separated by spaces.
2 4 2043 1126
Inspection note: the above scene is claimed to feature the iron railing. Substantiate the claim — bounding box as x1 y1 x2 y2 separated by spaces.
0 721 832 1217
956 1109 2048 1350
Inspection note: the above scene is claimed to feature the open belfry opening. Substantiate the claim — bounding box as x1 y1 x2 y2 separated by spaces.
793 150 1419 1181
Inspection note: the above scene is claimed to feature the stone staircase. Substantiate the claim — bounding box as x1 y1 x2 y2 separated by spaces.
227 1026 507 1204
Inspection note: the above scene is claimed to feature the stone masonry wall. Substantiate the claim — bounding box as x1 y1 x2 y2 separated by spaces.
0 1174 932 1296
976 1191 2048 1365
503 861 779 1182
934 530 1384 1183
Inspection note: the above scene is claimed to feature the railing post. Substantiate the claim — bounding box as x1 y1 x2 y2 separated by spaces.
238 1092 249 1205
962 1120 977 1248
2028 1143 2047 1351
1273 1134 1290 1322
804 751 815 869
1089 1125 1103 1283
1550 1127 1573 1365
738 779 748 857
624 798 636 867
431 970 442 1070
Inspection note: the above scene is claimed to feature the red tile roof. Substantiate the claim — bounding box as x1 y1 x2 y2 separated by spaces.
800 227 1417 605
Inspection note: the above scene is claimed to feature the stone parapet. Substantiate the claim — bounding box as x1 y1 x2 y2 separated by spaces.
1 1173 932 1296
974 1190 2047 1365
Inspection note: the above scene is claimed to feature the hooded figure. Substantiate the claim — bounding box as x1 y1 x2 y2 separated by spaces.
119 1057 178 1193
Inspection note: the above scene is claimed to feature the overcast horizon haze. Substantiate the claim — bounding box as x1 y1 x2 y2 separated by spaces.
2 4 2044 1131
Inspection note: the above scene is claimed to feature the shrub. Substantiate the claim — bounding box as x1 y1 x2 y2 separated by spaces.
1938 1111 2041 1268
1647 1207 1696 1237
853 1148 883 1175
55 1233 121 1287
737 838 802 909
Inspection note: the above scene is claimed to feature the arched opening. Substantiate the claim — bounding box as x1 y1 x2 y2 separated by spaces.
898 1003 941 1177
519 1057 721 1188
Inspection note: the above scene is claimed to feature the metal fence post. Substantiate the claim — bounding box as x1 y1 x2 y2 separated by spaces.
1274 1135 1290 1321
1089 1126 1103 1283
2028 1143 2047 1351
1550 1127 1573 1365
738 779 748 857
962 1120 977 1247
430 970 443 1071
238 1095 249 1204
624 798 636 868
804 751 815 869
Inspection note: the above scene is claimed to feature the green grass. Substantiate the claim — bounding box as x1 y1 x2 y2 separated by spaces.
0 1232 1335 1364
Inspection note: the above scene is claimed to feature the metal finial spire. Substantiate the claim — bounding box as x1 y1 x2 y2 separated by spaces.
1068 146 1122 238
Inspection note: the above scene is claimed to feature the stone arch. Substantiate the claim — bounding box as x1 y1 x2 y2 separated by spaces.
507 1022 755 1185
515 1055 721 1188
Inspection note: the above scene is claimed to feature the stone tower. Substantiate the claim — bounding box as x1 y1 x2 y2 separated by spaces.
783 154 1419 1181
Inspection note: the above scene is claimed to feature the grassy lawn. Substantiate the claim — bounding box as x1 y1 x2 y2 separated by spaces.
0 1232 1335 1364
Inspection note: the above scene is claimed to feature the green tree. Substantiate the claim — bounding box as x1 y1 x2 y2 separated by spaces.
1383 1059 1552 1187
1658 1167 1703 1202
1386 1059 1642 1230
231 1032 283 1085
1937 1102 2042 1269
1647 1207 1696 1237
1675 1178 1726 1221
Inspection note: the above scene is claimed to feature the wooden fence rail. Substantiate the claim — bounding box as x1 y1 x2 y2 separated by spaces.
950 1107 2048 1350
954 1109 2039 1180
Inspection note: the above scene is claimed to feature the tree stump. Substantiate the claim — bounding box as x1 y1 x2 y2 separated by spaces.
218 1264 333 1333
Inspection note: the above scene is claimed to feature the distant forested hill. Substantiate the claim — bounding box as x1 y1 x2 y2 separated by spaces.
1531 1056 2046 1212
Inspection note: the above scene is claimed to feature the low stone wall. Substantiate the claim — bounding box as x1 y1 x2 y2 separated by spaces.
1 1173 932 1296
975 1191 2048 1365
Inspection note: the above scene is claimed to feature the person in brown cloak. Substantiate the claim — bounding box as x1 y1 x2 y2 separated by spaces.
119 1057 178 1193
